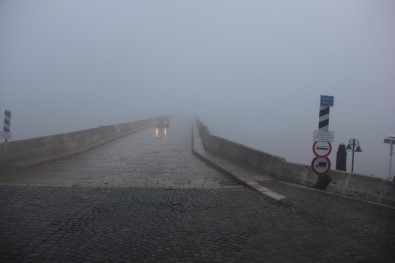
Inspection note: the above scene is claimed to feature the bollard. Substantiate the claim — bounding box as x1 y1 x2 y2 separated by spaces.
336 143 347 171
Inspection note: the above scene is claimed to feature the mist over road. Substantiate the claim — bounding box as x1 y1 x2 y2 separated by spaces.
1 0 394 177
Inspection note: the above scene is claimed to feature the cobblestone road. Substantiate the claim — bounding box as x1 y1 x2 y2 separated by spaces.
1 117 395 262
0 117 238 189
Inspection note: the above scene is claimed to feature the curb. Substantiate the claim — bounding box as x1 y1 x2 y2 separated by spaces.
191 123 287 203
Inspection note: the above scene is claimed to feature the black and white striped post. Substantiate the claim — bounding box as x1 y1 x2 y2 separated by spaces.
2 110 11 142
313 95 334 190
3 110 11 132
319 106 330 131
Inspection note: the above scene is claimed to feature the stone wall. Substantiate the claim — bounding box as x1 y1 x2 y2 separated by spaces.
0 118 155 172
196 117 395 207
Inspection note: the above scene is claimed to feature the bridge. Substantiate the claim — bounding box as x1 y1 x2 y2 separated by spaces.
0 116 394 262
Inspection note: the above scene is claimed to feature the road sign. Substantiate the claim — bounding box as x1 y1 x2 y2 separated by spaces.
312 141 332 157
311 157 331 175
320 95 334 107
313 130 334 142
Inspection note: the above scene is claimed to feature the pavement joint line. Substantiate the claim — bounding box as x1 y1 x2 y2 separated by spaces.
192 122 287 203
280 180 395 210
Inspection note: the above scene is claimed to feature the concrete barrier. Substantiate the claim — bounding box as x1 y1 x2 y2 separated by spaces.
196 117 395 207
197 118 285 177
0 118 155 172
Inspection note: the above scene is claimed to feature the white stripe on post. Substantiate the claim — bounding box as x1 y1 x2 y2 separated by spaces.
318 106 329 131
3 110 11 132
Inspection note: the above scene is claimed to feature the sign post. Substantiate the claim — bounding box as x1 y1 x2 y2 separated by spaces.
318 95 333 131
384 135 395 181
1 110 12 142
312 96 334 189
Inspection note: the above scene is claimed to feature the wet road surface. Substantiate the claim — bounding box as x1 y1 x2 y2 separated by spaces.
0 117 238 189
0 116 394 262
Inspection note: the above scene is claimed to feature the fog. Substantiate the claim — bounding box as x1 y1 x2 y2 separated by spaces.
1 0 394 178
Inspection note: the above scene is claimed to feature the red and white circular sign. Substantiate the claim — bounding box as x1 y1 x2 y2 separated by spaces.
312 141 332 157
311 157 331 175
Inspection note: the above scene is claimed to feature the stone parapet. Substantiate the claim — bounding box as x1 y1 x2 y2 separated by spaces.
0 118 155 172
196 116 395 207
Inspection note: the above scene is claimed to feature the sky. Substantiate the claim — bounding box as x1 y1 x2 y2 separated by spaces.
0 0 394 178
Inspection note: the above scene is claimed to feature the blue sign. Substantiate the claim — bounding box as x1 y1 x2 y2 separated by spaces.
320 95 334 107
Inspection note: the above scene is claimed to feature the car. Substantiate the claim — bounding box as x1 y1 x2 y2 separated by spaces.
155 118 169 128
